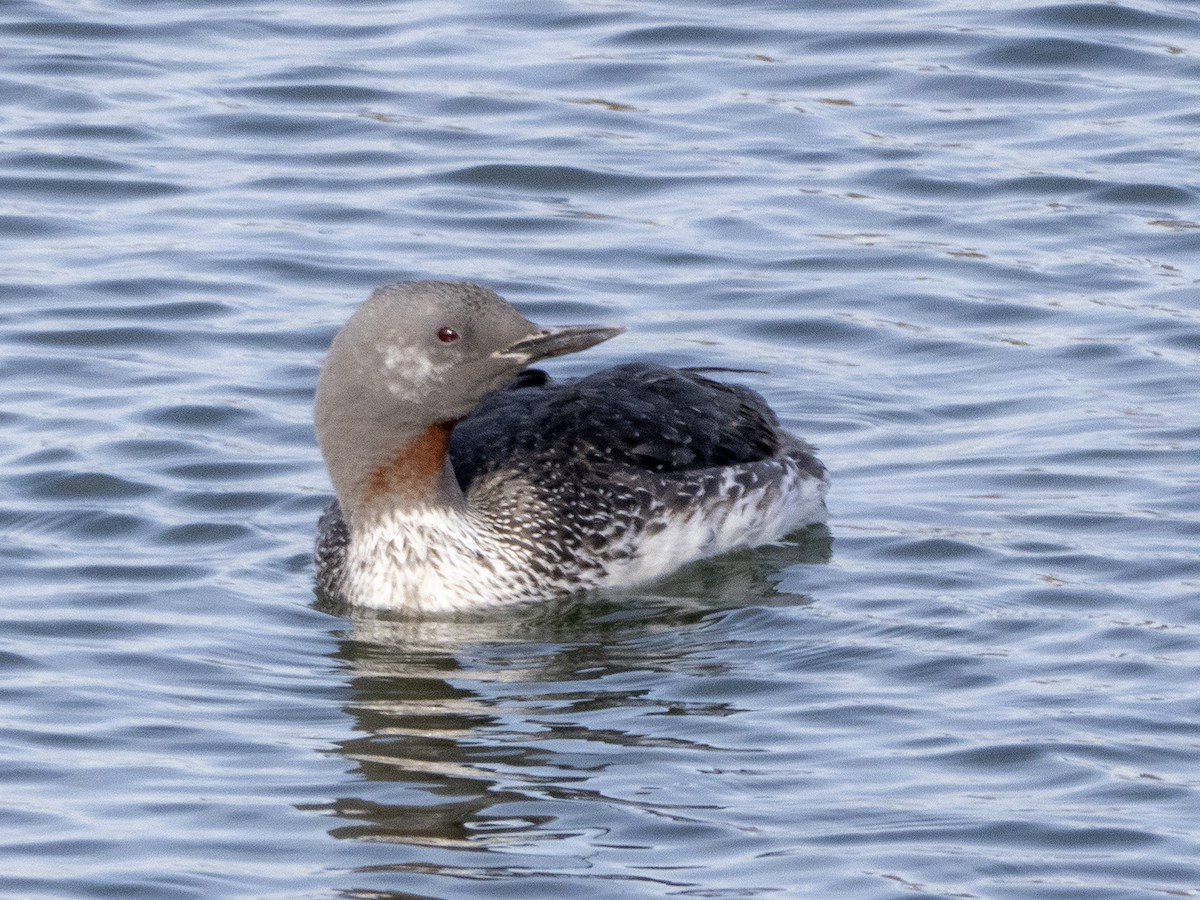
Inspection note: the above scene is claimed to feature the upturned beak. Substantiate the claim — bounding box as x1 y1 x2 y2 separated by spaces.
496 323 624 364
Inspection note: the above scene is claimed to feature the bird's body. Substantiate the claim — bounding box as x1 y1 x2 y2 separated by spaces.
314 282 828 613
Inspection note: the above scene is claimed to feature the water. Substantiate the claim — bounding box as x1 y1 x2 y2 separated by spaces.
3 0 1199 897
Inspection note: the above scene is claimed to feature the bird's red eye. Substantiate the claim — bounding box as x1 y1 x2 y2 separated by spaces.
437 326 460 343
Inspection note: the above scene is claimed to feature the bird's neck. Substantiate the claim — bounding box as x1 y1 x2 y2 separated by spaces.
362 420 457 501
337 420 464 523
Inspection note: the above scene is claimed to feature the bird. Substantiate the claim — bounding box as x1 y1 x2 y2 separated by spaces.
313 281 828 613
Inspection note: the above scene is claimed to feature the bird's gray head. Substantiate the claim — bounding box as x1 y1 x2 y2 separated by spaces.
315 281 622 511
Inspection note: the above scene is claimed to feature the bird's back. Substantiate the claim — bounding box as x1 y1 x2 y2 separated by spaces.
450 362 824 486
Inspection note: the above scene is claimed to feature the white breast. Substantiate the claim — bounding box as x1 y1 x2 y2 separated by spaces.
342 506 541 613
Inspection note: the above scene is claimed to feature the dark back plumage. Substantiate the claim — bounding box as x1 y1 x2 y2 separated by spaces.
449 362 803 489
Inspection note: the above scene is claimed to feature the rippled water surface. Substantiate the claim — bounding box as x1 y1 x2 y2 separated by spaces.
3 1 1200 897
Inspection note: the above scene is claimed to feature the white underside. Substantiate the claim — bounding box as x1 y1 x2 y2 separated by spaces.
341 464 828 614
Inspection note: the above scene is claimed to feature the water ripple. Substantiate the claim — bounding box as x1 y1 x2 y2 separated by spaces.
3 0 1200 897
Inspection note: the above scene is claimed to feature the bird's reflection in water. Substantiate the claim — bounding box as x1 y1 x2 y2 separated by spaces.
304 525 830 876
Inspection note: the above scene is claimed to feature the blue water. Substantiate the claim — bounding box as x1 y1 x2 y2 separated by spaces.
3 1 1200 897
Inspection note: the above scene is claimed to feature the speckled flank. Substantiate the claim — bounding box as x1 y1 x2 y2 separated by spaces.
317 432 827 613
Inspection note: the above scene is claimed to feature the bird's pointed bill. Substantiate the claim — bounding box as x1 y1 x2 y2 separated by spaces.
496 324 624 364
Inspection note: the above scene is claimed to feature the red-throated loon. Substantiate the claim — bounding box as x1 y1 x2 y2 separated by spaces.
314 281 828 613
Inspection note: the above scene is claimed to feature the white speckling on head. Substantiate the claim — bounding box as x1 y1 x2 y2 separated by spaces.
379 341 452 403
